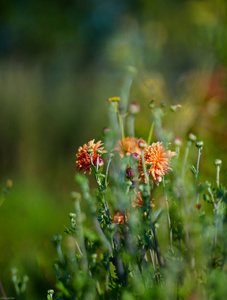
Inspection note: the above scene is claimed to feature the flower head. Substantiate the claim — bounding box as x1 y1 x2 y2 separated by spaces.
76 139 105 174
138 142 176 185
112 212 129 224
115 137 141 157
132 192 155 208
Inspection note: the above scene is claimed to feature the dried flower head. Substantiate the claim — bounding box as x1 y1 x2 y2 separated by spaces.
138 142 176 185
115 137 141 157
132 192 155 208
76 139 105 174
112 212 129 224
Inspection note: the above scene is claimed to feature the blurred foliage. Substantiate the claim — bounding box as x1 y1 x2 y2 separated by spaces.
0 0 227 298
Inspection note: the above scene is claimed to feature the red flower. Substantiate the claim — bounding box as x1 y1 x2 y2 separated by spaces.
76 139 105 174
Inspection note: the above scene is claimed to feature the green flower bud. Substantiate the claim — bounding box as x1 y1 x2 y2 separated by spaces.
188 133 197 142
214 159 222 166
196 141 204 148
87 147 93 154
138 139 147 149
96 149 103 155
69 213 76 219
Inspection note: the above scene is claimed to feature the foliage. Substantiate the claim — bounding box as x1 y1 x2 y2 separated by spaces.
47 93 227 300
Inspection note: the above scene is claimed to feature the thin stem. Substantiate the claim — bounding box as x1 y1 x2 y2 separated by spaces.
151 224 164 267
96 154 99 172
147 121 154 146
149 249 159 284
213 202 220 252
0 280 7 298
163 179 172 250
127 115 135 137
141 149 150 190
166 200 173 250
105 157 112 187
195 148 202 182
182 141 192 175
74 199 88 271
118 114 125 141
175 146 180 157
216 165 220 188
195 147 202 204
103 194 112 224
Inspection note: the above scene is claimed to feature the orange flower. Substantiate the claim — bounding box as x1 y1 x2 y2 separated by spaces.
115 137 141 157
76 139 105 174
112 212 129 224
138 142 176 185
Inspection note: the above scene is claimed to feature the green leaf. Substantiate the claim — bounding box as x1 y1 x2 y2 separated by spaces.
190 165 197 176
90 164 97 174
151 208 162 223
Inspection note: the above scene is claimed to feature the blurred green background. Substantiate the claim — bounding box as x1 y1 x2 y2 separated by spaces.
0 0 227 298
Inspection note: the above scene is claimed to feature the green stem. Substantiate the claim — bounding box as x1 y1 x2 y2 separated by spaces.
118 114 125 141
74 199 88 271
96 154 99 173
127 115 135 137
195 148 202 182
147 121 154 146
216 165 220 188
105 157 112 187
195 147 202 204
163 179 172 250
182 141 192 175
141 149 150 188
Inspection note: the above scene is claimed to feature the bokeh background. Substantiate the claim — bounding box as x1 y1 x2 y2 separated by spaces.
0 0 227 298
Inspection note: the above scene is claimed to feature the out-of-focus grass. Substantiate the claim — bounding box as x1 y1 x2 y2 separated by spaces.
0 180 70 298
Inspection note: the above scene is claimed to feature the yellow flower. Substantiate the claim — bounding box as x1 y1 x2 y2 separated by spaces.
107 96 120 102
76 139 105 174
138 142 176 185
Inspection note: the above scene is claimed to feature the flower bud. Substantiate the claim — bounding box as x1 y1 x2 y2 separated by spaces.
102 127 111 135
87 147 93 154
195 204 202 210
126 167 134 178
128 102 140 115
91 253 97 260
214 159 222 166
52 234 62 247
188 133 197 142
131 152 140 161
138 139 147 149
148 98 156 109
196 140 204 149
96 149 104 155
126 180 133 187
93 157 104 168
130 180 136 189
170 104 182 112
71 192 81 201
109 152 115 159
69 213 76 219
107 96 120 102
174 137 182 146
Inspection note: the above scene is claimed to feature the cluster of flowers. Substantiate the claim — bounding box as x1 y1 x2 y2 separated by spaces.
76 136 176 223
